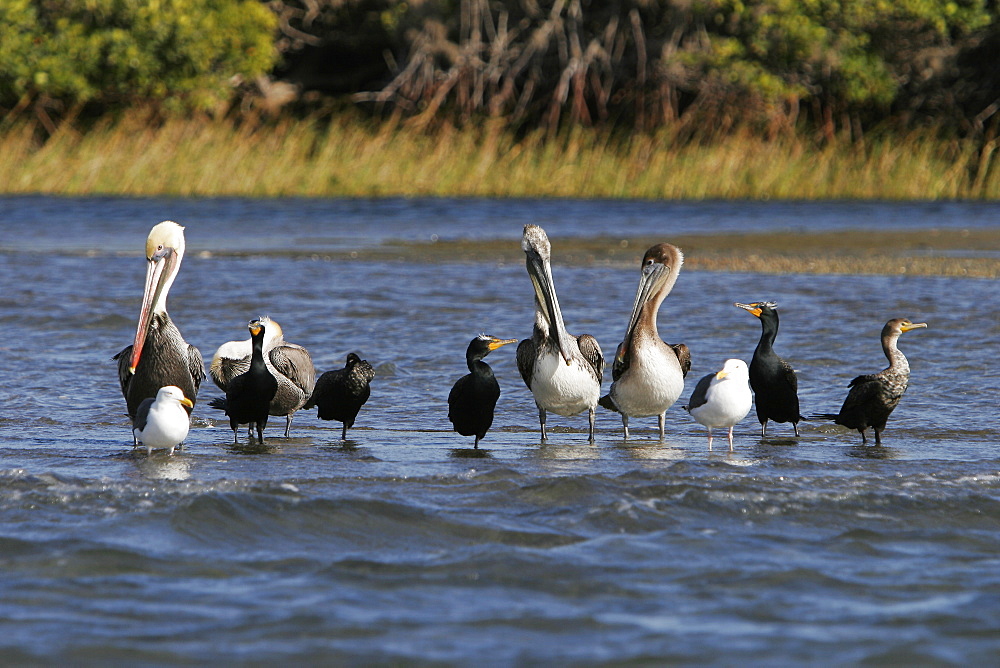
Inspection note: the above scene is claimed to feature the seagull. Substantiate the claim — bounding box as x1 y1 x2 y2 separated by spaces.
132 385 194 455
684 358 752 450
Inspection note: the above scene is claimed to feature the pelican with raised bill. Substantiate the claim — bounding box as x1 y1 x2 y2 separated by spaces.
132 385 194 455
600 243 690 441
114 221 205 421
683 358 753 451
208 316 316 437
814 318 927 446
516 224 604 443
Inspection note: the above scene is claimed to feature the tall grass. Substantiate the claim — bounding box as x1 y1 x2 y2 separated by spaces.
0 112 994 199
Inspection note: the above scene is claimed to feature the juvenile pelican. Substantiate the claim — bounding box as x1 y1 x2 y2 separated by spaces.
132 385 194 455
599 243 689 440
223 319 278 444
684 358 752 450
515 225 604 443
735 301 803 436
448 335 518 448
814 318 927 445
305 353 376 440
114 221 205 419
208 316 316 437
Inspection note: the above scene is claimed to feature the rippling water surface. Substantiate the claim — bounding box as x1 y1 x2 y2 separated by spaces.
1 196 999 664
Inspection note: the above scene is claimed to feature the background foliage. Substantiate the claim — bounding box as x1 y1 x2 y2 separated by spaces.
3 0 1000 138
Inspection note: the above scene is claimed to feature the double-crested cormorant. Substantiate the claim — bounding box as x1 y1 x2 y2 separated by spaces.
223 319 278 444
684 358 752 450
448 335 518 448
304 353 376 440
208 316 316 437
734 301 803 436
132 385 194 455
515 225 604 443
815 318 927 445
599 243 690 440
114 221 205 419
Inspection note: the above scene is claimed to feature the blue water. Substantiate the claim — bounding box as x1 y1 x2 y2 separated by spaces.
1 196 999 664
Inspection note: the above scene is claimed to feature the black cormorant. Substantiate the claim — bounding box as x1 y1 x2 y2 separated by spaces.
304 353 376 440
222 319 278 444
448 335 517 448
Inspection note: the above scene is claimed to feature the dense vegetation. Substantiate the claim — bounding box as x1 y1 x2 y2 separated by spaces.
4 1 1000 198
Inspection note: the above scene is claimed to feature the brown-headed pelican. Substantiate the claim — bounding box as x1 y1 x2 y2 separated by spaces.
132 385 194 455
305 353 376 440
516 225 604 443
683 358 752 450
448 335 518 448
814 318 927 445
734 301 803 437
114 221 205 419
599 243 689 441
208 316 316 437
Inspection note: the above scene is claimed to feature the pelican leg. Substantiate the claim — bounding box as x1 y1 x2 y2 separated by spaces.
537 406 548 442
658 413 665 442
622 415 630 441
588 407 596 443
284 414 292 438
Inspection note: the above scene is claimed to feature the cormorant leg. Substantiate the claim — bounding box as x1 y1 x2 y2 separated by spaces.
233 427 239 444
341 423 348 440
874 427 882 446
658 413 665 442
761 421 767 438
588 407 596 443
473 435 480 449
537 406 547 442
860 428 867 445
622 415 630 441
793 422 799 437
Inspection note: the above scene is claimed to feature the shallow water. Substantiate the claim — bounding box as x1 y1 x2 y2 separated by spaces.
1 196 999 664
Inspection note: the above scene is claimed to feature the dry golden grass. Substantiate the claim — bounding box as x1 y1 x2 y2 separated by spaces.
1 112 998 199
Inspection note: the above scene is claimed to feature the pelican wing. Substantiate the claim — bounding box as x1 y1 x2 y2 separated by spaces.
670 343 692 378
269 343 316 396
577 334 605 384
113 345 133 400
515 338 536 390
188 344 206 396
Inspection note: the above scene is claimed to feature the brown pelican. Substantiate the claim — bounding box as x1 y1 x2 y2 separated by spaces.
448 335 518 448
599 243 689 440
734 301 804 436
683 358 753 450
516 225 604 443
814 318 927 445
305 353 376 440
208 316 316 437
223 319 278 444
132 385 194 455
114 221 205 420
